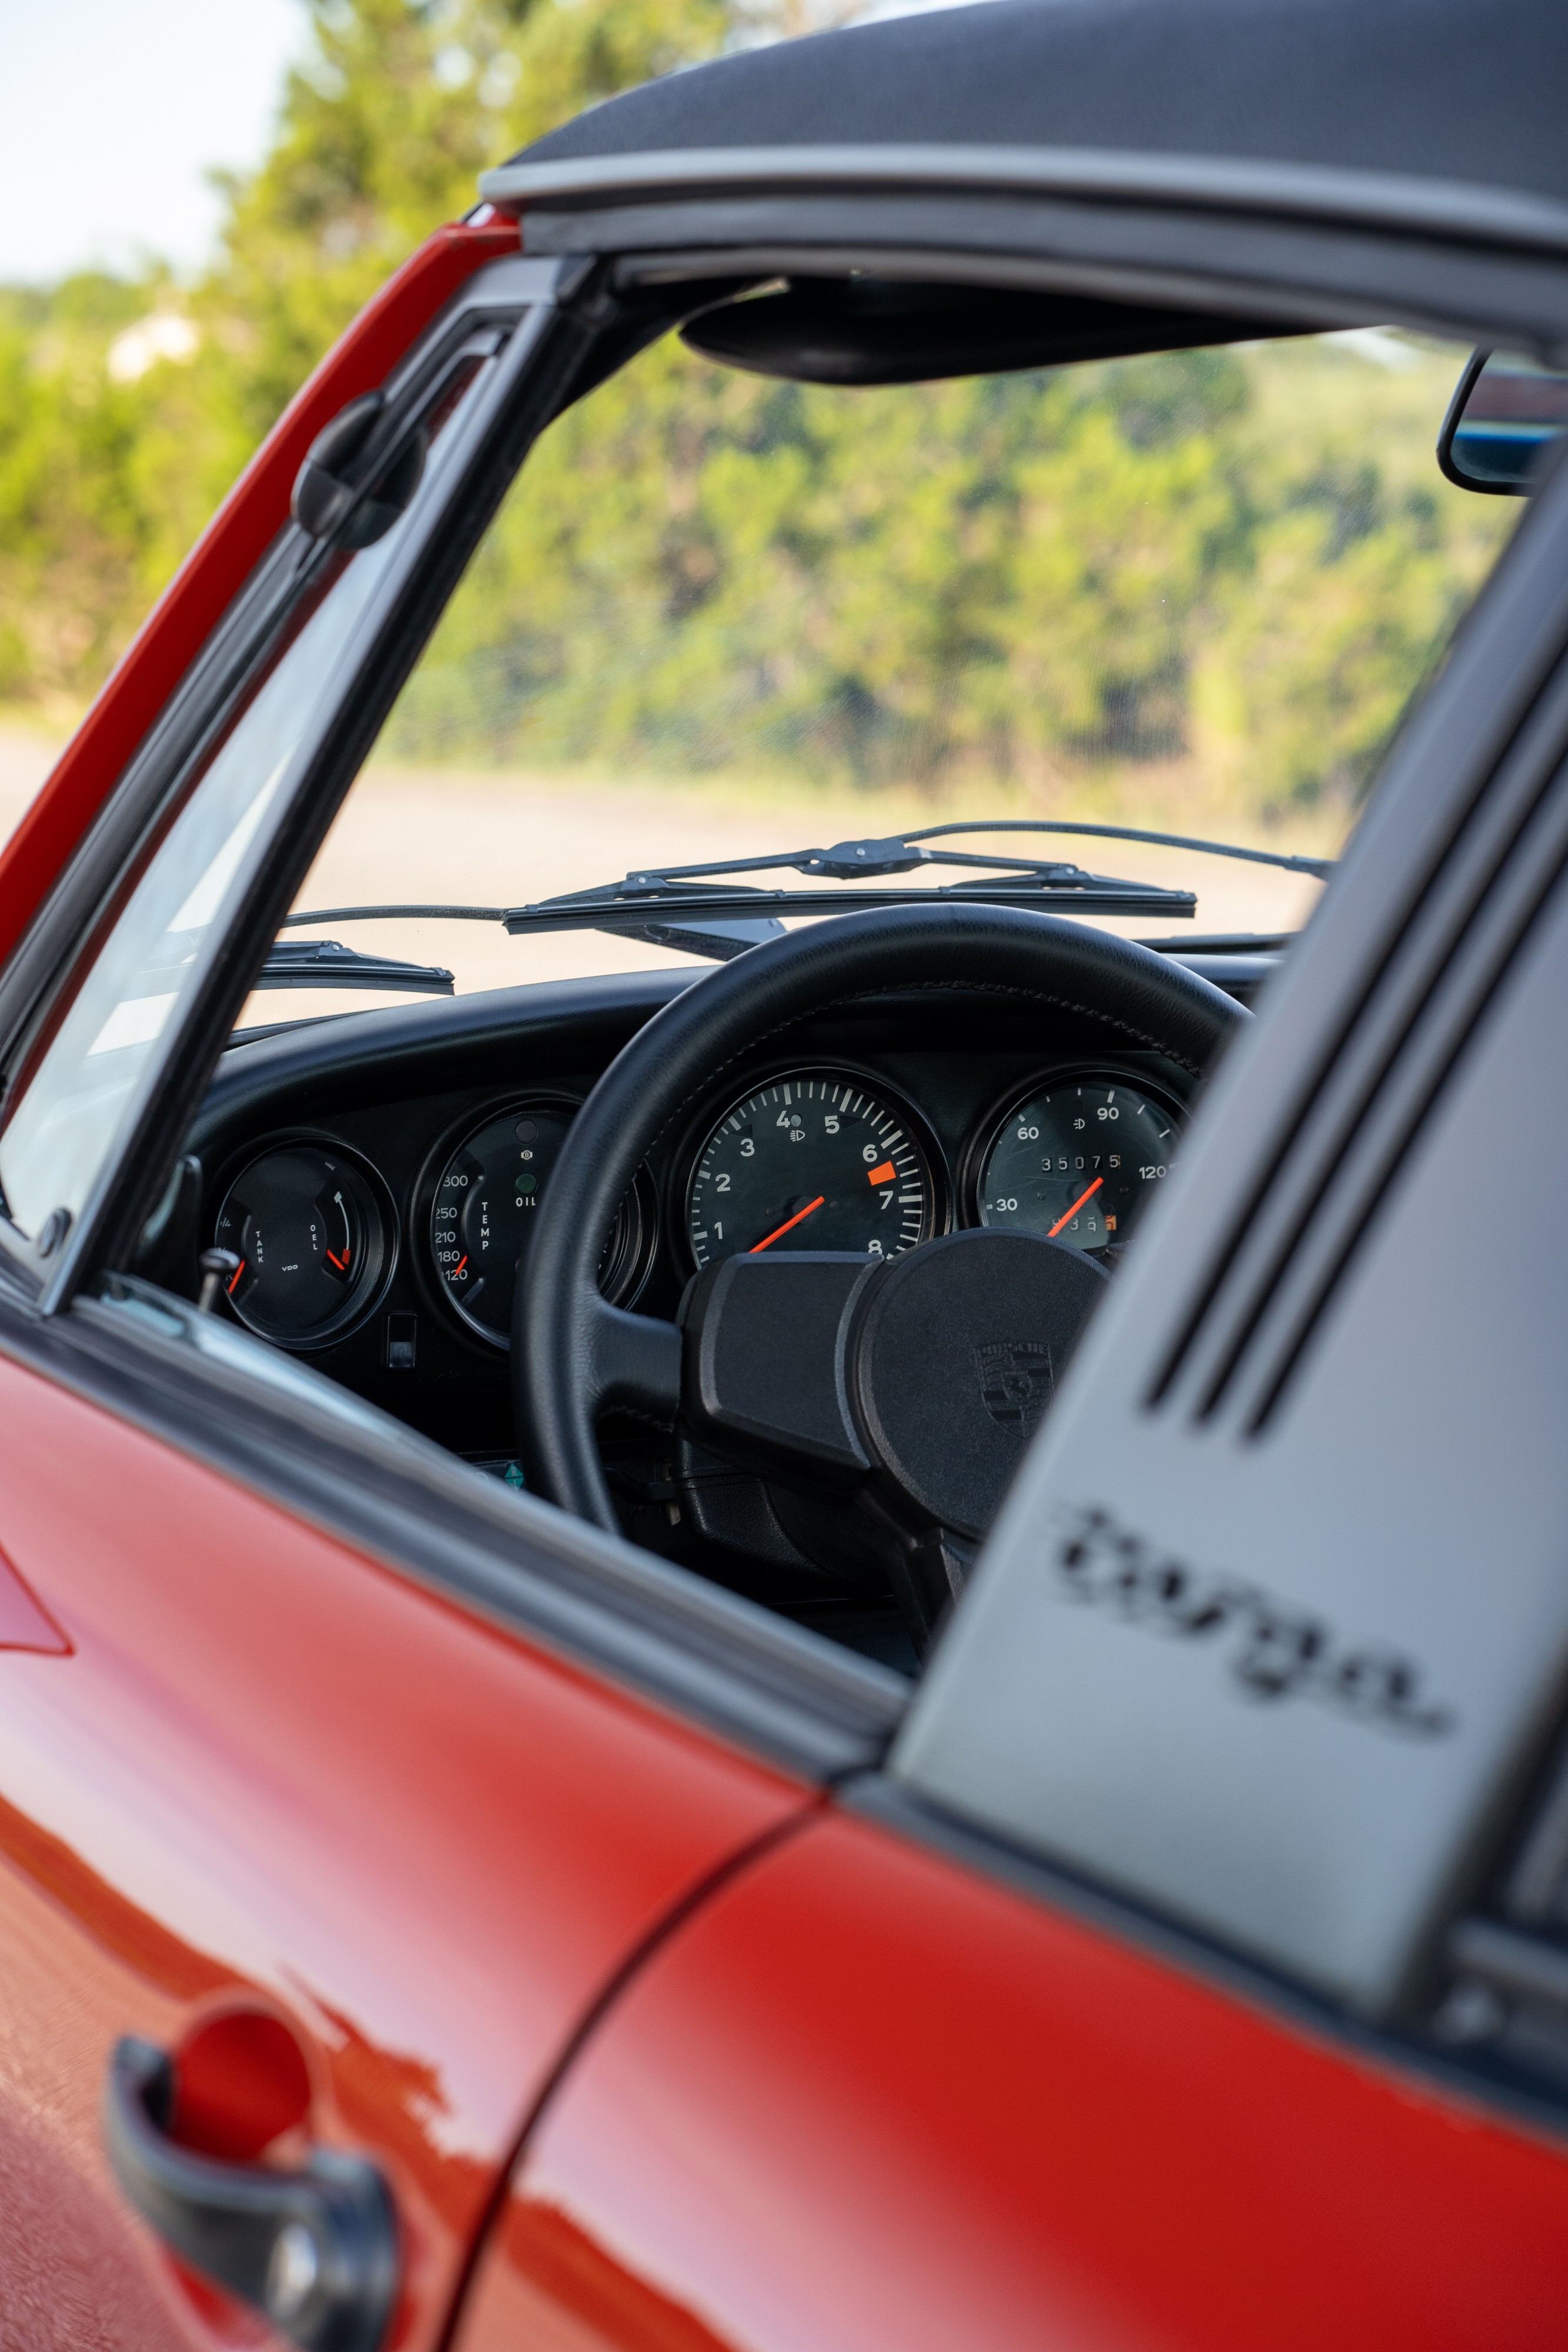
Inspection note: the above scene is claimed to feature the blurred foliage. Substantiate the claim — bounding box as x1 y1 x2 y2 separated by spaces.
0 0 1519 814
0 0 730 708
391 329 1513 815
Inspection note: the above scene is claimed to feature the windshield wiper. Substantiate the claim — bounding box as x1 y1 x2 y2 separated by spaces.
255 937 454 994
280 821 1329 964
609 819 1334 886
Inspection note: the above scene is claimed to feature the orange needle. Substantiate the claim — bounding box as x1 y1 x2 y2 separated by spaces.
1048 1176 1104 1238
750 1195 825 1253
226 1258 246 1295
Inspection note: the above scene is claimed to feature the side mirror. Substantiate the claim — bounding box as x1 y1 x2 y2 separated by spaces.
291 391 428 547
1438 348 1568 496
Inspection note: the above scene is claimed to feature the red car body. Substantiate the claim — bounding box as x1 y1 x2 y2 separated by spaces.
2 0 1568 2345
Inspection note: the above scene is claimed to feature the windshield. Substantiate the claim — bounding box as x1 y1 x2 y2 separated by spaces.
250 322 1519 1027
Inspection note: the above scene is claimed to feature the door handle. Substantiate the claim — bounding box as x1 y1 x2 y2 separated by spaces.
103 2034 398 2352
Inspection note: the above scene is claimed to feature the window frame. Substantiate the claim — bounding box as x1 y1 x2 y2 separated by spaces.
0 254 596 1314
0 184 1557 1798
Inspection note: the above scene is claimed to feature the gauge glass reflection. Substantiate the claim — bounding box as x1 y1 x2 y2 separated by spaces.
686 1070 935 1268
215 1144 386 1343
429 1100 643 1346
978 1075 1181 1252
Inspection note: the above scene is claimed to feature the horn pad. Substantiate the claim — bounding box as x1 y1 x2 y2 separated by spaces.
850 1230 1109 1540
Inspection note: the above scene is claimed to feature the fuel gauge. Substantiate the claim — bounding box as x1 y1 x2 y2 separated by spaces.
215 1141 390 1345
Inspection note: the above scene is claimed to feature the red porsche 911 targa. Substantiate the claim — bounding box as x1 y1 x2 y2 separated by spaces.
0 0 1567 2344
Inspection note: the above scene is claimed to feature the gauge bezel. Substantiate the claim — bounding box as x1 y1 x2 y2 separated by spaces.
414 1091 656 1353
211 1130 398 1351
958 1061 1190 1242
674 1059 950 1276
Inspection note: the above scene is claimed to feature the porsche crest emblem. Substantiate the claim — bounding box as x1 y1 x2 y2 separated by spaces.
974 1339 1054 1435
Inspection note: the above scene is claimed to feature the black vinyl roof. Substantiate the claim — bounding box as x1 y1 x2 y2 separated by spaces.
496 0 1566 211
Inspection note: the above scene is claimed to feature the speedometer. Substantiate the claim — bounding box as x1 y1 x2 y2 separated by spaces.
686 1070 938 1269
974 1071 1183 1252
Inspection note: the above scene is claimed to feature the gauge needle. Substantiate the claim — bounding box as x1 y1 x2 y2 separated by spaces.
750 1195 825 1253
1048 1176 1104 1238
326 1248 349 1271
226 1258 246 1296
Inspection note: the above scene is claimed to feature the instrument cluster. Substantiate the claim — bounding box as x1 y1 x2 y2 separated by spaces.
210 1051 1187 1358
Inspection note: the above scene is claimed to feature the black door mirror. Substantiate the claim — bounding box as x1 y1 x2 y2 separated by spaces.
291 392 428 547
1438 349 1568 496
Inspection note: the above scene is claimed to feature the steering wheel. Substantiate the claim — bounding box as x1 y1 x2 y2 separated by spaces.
514 904 1246 1641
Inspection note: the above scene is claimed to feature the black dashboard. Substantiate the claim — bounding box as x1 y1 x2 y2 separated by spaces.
170 947 1268 1658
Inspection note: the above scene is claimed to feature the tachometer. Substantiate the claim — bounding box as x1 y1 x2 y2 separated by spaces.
686 1070 938 1269
974 1071 1183 1252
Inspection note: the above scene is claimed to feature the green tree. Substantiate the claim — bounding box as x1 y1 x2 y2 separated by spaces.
0 2 1520 819
390 329 1505 813
0 0 733 706
201 0 729 447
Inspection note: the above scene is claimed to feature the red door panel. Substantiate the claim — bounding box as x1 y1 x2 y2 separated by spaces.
454 1805 1568 2352
0 1348 806 2349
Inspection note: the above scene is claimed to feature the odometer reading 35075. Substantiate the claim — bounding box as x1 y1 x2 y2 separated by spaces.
977 1074 1182 1252
687 1071 935 1268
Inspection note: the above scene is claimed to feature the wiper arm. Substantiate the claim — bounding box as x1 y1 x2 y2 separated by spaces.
256 937 454 994
496 818 1328 951
279 818 1327 965
631 819 1334 885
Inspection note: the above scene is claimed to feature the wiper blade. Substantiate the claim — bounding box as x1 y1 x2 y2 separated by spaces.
256 937 454 994
283 870 1196 962
502 871 1195 938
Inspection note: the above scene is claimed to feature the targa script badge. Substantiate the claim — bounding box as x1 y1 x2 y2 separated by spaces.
1048 1504 1455 1738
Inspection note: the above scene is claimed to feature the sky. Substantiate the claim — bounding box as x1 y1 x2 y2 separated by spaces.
0 0 303 283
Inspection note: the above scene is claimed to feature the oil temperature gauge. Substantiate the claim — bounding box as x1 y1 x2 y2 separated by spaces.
427 1097 647 1347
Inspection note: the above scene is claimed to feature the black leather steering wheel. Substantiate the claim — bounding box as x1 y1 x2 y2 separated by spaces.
514 904 1245 1634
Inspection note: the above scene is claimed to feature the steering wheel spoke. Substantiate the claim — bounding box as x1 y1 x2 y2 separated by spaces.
586 1295 682 1425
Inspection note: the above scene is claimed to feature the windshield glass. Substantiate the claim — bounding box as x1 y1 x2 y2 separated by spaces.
252 323 1519 1027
